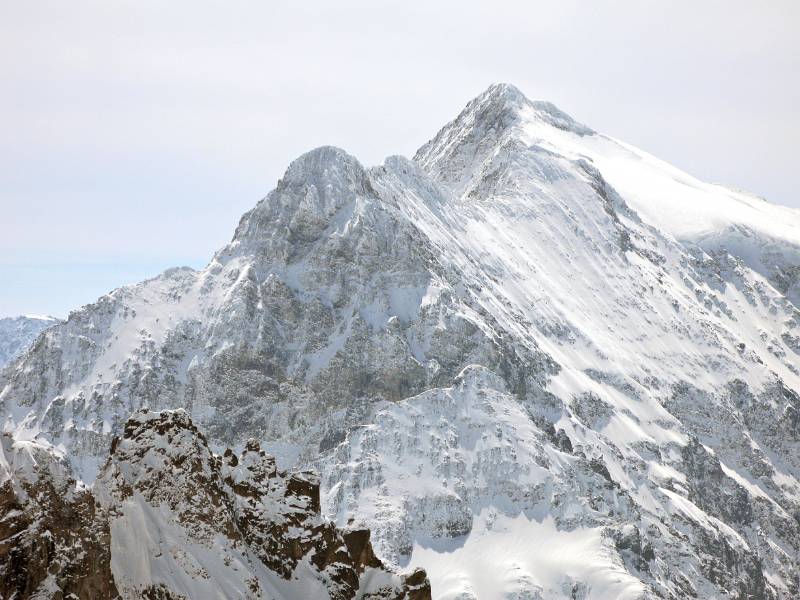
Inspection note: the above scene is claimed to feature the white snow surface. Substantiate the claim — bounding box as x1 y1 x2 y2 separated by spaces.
409 512 643 600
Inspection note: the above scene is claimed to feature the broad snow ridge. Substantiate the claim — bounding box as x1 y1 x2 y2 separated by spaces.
2 83 800 599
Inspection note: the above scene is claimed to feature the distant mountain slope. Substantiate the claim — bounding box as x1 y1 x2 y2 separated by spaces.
0 315 61 369
2 84 799 598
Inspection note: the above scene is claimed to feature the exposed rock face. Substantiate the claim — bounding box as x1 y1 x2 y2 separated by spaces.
3 83 800 597
0 433 117 599
1 410 430 600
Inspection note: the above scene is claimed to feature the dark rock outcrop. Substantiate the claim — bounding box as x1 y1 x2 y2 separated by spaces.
0 411 431 600
0 434 118 599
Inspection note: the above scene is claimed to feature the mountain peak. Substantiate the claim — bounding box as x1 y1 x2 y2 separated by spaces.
281 145 365 186
476 82 529 110
414 84 592 192
464 83 591 137
220 144 375 258
412 84 528 188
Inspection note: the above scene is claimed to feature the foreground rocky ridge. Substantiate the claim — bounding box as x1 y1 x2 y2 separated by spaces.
0 433 116 598
2 84 800 597
0 409 430 599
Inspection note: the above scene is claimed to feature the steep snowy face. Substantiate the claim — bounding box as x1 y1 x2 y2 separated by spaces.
2 84 800 598
0 143 553 482
415 83 593 197
410 84 800 395
407 86 800 597
0 315 61 369
423 84 800 302
221 146 378 261
323 366 648 599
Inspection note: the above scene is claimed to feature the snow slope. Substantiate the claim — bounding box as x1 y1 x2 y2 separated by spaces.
442 84 800 304
2 84 800 598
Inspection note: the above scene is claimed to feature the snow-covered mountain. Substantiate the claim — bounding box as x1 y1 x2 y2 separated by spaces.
2 83 800 598
0 315 61 369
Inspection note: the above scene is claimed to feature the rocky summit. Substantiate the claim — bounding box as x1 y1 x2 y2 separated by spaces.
2 84 800 598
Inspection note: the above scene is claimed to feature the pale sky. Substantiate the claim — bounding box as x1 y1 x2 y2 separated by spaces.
1 1 797 317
